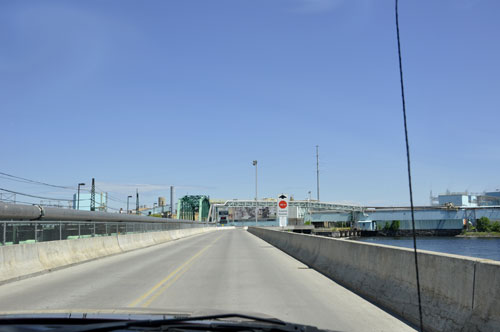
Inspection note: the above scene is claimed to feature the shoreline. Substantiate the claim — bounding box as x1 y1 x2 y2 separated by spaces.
456 232 500 238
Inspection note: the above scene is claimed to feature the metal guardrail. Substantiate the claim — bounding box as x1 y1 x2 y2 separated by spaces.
0 202 213 246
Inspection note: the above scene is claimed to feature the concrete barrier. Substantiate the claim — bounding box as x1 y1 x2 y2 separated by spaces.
248 227 500 332
0 244 45 282
117 232 156 251
0 227 218 284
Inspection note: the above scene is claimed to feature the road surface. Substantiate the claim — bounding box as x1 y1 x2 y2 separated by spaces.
0 228 416 331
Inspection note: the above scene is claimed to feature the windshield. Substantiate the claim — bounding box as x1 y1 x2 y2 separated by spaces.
1 1 499 332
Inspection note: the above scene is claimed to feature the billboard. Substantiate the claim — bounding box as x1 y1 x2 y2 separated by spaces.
232 206 277 221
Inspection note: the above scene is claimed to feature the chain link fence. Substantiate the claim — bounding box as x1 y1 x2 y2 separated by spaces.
0 220 207 246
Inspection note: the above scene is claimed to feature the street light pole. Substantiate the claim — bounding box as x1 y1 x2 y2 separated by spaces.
307 190 312 224
77 183 85 210
253 160 258 226
316 145 320 202
127 195 132 214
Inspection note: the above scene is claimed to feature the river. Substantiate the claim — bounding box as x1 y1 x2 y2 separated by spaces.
357 236 500 261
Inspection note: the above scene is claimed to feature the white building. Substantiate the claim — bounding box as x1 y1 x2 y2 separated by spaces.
438 194 477 207
437 191 500 207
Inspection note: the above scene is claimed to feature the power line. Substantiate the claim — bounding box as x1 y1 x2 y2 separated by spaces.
0 188 73 202
0 198 32 205
0 171 164 208
0 171 75 189
72 186 127 205
95 186 127 204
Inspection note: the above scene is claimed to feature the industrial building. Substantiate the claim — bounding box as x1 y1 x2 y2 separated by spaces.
310 206 500 232
432 190 500 207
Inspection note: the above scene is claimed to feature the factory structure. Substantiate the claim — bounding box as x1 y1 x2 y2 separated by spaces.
431 190 500 207
310 190 500 233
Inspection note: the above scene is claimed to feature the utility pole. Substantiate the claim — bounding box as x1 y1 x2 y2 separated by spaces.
136 189 139 215
90 178 96 211
253 160 258 226
170 186 174 217
316 145 320 202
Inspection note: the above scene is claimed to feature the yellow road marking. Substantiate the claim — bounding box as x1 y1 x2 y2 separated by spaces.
141 259 195 307
128 234 222 307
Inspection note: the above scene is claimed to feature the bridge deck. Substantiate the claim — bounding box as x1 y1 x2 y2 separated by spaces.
0 229 415 331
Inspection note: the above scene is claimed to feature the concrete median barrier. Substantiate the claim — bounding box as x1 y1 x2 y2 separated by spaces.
117 233 156 251
248 227 500 332
0 227 218 285
0 244 45 283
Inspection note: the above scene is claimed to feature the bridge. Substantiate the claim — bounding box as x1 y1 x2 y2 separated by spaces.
208 199 363 225
0 202 498 332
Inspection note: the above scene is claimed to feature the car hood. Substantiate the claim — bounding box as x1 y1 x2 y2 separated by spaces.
0 307 278 322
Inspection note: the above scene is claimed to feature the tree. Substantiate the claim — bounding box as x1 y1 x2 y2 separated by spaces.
476 217 491 232
390 220 400 231
491 221 500 232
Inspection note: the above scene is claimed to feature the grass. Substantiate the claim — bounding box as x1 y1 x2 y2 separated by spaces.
459 231 500 237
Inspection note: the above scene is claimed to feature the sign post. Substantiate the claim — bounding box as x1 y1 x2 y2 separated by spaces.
277 194 289 227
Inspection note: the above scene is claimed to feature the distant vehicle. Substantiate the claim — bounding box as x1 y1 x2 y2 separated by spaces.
219 210 229 224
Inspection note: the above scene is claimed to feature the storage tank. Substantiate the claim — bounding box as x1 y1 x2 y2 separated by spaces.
158 197 166 206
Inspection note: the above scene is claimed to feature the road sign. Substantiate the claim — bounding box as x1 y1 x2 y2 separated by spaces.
277 193 289 220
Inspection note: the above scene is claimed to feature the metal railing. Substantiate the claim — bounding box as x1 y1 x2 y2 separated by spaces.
0 202 213 246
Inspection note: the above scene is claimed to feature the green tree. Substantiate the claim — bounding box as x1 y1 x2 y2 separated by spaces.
383 222 390 231
476 217 491 232
490 221 500 232
390 220 400 231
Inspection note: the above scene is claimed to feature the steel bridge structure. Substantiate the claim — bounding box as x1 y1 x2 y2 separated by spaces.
176 195 211 222
208 199 363 223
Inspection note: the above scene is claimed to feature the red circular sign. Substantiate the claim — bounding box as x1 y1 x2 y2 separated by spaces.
279 201 287 209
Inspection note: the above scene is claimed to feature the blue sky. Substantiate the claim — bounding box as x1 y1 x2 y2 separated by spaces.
1 0 499 210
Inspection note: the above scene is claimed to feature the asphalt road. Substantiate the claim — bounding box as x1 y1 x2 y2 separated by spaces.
0 228 416 331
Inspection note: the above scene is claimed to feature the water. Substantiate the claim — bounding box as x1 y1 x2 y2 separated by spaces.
357 237 500 261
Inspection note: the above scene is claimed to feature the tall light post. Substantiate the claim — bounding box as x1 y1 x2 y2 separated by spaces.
252 160 258 226
127 195 132 214
307 190 312 224
153 203 157 214
316 145 320 202
77 183 85 210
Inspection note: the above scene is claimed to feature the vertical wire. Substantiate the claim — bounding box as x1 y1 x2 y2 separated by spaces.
395 1 424 331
